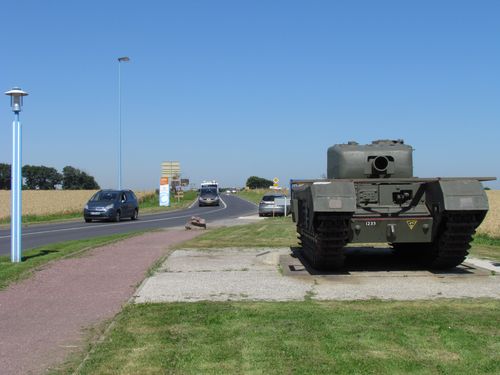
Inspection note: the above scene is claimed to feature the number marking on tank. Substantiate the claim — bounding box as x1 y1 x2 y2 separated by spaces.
365 221 377 227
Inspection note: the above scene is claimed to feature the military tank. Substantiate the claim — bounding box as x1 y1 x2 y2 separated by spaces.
291 140 495 270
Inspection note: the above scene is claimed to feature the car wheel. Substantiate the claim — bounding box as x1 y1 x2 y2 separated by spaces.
114 210 121 222
85 218 92 223
131 209 138 220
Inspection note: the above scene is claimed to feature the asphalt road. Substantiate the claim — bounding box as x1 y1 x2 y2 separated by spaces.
0 194 257 256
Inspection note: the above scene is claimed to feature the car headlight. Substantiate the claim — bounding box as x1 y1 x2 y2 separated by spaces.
84 204 89 210
105 204 114 210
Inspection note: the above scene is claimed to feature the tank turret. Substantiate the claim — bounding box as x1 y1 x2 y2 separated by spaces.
327 139 413 179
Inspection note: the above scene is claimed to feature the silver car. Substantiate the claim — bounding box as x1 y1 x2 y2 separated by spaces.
258 194 290 217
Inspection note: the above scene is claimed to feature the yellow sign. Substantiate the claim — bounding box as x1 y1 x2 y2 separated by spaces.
407 219 418 230
273 177 279 183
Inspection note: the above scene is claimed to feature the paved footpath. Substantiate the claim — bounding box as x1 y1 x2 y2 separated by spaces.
0 229 201 375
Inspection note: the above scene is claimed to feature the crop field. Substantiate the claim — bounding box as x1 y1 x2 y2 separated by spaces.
477 190 500 237
0 190 151 220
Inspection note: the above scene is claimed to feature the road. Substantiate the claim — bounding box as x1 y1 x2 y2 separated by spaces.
0 194 257 256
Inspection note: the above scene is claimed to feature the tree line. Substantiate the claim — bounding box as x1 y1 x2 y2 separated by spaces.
0 163 99 190
245 176 274 189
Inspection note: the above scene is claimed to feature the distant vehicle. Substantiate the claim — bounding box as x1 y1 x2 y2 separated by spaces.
258 194 290 217
201 180 218 191
84 189 139 222
198 186 220 206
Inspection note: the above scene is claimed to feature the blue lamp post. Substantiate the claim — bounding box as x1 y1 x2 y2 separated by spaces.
5 87 28 263
117 56 130 190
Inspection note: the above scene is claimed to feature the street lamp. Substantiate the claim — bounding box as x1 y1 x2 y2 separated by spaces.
117 56 130 190
5 87 28 263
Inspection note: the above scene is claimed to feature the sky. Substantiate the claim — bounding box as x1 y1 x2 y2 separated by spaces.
0 0 499 190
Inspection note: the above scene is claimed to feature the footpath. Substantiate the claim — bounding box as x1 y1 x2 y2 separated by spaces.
0 228 201 375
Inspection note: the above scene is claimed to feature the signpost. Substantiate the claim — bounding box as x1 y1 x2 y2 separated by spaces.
160 161 181 207
159 177 170 207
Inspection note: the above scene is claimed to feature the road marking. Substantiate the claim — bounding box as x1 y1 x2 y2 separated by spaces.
0 202 228 239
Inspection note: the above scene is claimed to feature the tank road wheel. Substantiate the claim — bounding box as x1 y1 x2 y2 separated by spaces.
422 213 481 269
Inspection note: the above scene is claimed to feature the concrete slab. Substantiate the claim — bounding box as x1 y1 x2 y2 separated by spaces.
134 247 500 303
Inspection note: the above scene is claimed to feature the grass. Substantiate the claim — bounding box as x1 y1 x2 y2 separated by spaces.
137 190 197 213
71 300 500 374
180 216 500 260
0 231 146 289
236 188 287 205
0 190 197 225
470 234 500 261
180 216 298 249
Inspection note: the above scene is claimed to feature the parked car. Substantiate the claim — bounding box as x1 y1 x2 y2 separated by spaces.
84 189 139 222
198 186 220 206
258 194 291 217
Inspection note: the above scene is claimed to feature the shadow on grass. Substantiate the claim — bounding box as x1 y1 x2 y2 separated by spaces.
22 249 59 262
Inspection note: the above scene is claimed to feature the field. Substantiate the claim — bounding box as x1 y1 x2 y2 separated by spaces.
478 190 500 237
0 190 152 220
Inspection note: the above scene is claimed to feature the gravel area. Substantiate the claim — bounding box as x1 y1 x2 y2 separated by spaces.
0 229 201 375
135 247 500 303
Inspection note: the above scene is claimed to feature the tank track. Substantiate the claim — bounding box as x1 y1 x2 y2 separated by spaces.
298 214 351 270
424 212 483 269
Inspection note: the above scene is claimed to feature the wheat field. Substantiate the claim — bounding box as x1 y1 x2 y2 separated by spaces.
0 190 151 219
477 190 500 237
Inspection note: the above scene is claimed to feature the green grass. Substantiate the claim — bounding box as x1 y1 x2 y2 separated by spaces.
72 300 500 374
0 231 146 289
137 190 197 213
470 234 500 260
0 190 198 226
236 189 283 205
180 216 299 248
181 216 500 260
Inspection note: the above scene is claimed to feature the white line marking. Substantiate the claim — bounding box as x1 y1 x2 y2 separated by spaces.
0 202 228 240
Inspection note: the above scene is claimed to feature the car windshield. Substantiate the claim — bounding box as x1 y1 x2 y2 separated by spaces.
201 188 217 195
90 191 118 202
262 195 284 202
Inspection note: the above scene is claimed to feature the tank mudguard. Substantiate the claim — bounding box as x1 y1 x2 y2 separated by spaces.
426 180 489 212
309 181 356 212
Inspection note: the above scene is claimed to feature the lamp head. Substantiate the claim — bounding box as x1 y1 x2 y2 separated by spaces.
5 87 28 113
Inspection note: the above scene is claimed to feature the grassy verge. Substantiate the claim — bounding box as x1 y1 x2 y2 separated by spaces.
0 231 146 289
180 216 298 248
71 300 500 374
136 190 197 213
180 216 500 260
236 189 284 205
0 190 197 226
470 234 500 261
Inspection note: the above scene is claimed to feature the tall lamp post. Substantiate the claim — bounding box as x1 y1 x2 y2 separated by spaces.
5 87 28 263
117 56 130 190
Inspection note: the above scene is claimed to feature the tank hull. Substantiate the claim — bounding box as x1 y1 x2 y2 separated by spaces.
292 178 490 270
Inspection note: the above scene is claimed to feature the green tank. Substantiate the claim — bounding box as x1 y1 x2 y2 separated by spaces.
291 140 495 270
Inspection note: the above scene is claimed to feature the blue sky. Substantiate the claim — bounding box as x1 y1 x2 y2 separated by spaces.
0 1 499 190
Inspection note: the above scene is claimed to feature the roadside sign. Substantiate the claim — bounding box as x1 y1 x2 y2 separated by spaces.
273 177 279 188
160 177 170 207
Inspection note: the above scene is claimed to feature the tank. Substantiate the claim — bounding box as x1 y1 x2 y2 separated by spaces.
291 139 495 270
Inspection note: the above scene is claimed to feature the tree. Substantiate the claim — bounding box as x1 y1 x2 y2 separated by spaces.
246 176 274 189
0 163 11 189
62 166 100 190
22 165 62 190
